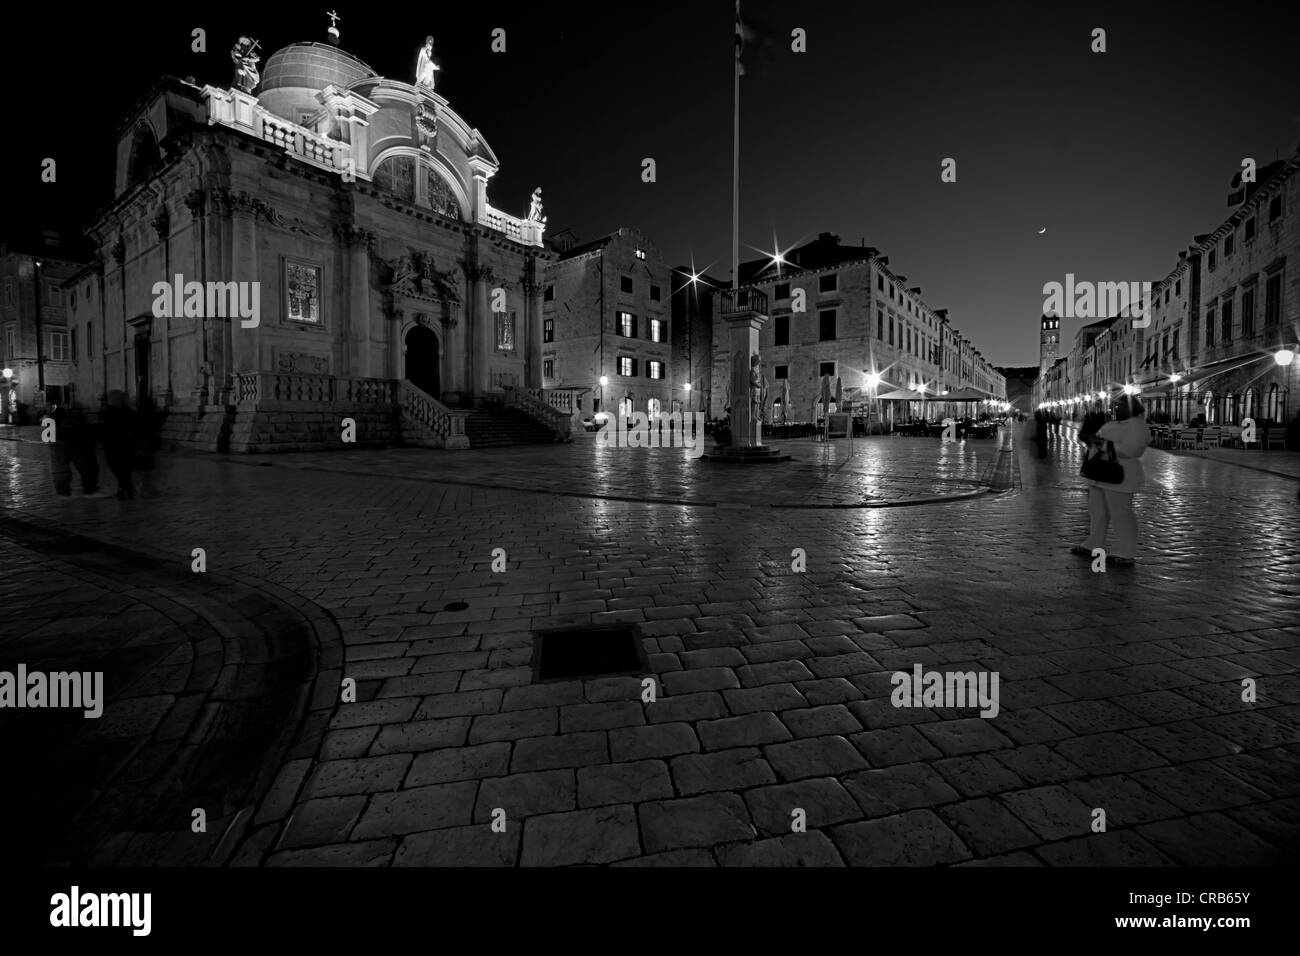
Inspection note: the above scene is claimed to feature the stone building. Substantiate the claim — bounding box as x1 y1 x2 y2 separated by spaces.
543 227 674 423
65 26 562 452
1 234 85 421
1034 144 1298 444
710 233 1005 423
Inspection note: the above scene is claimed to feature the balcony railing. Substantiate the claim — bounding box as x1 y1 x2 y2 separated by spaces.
721 287 769 316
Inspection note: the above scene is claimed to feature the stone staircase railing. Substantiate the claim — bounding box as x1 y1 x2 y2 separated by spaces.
236 371 396 406
505 386 572 441
397 380 470 449
542 389 575 415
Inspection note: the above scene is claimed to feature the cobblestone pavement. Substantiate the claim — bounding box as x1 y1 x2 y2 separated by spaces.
0 423 1297 866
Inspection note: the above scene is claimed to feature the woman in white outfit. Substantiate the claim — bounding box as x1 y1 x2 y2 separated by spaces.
1073 394 1151 566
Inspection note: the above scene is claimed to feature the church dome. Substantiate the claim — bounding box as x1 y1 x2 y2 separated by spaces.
258 42 377 121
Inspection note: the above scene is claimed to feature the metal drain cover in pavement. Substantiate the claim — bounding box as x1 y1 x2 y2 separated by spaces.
532 624 648 681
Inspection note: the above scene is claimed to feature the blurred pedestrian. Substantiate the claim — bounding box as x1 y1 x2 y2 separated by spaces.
100 390 137 499
1072 394 1151 566
46 404 72 496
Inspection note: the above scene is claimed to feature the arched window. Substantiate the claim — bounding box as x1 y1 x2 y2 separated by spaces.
1202 390 1215 424
425 168 462 219
126 127 161 187
1224 392 1237 425
1243 387 1256 421
374 156 415 203
1265 383 1282 423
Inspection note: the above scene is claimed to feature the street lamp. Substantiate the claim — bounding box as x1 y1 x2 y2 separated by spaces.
598 375 609 424
1 368 12 425
1275 348 1296 367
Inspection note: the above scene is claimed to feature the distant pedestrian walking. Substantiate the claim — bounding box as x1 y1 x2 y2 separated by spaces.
1073 394 1151 566
100 390 137 499
47 404 73 496
1033 410 1048 458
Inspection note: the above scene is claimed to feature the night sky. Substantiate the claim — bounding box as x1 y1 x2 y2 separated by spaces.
7 1 1296 366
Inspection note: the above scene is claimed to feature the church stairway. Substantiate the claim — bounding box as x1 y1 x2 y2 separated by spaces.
463 407 558 448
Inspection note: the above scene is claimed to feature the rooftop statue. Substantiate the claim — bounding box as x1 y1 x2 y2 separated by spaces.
416 36 441 90
231 36 261 93
527 187 547 224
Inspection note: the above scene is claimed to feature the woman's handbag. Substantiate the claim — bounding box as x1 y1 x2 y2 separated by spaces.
1081 439 1124 484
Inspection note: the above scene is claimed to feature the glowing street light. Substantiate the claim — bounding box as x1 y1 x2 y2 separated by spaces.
1275 348 1296 367
1169 373 1182 383
1123 384 1138 395
683 382 692 392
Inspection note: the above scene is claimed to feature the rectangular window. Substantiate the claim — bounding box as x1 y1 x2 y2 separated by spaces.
649 318 664 343
286 261 321 323
888 317 894 346
1225 232 1235 256
5 325 15 358
620 275 633 294
1175 279 1181 296
1242 286 1256 336
1269 195 1282 222
496 311 516 351
1265 272 1281 326
543 285 554 302
543 359 554 378
49 330 68 362
877 274 884 291
819 309 836 341
86 322 92 354
1244 217 1256 242
2 280 12 307
71 327 77 362
774 314 790 347
774 365 789 379
647 360 664 380
1221 299 1233 341
618 356 633 376
618 311 637 337
819 274 838 293
1172 329 1179 361
877 309 883 339
47 285 63 305
650 284 661 302
819 361 835 378
1163 288 1170 305
543 318 554 343
1206 309 1215 347
1209 248 1217 271
774 282 790 300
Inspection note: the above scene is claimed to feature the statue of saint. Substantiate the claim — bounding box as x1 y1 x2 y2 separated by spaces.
231 37 261 94
416 37 441 90
749 353 763 440
528 188 547 224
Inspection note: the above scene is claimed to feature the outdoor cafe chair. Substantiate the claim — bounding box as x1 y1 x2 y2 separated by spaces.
1264 428 1286 450
1220 425 1241 448
1174 428 1197 450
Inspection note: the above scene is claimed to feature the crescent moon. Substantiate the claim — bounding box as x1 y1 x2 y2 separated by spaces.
1038 227 1047 235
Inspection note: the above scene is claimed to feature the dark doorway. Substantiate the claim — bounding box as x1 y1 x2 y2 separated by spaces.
134 333 150 407
405 324 440 398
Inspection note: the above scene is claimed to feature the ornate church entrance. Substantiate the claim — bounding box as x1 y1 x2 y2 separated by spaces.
405 325 440 398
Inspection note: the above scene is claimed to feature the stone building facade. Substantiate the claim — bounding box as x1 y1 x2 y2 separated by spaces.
65 33 557 452
543 227 674 422
710 233 1006 422
1034 145 1298 442
1 235 84 421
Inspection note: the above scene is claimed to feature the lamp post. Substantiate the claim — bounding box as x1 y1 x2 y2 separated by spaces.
599 374 608 423
2 368 12 425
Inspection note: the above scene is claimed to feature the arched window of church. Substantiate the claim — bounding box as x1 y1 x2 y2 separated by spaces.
374 156 415 203
426 168 462 220
1265 383 1282 422
127 127 161 187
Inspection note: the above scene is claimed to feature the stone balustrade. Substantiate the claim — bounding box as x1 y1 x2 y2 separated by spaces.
397 380 470 449
506 386 572 441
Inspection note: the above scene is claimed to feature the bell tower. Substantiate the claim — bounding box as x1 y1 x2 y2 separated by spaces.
1040 314 1059 375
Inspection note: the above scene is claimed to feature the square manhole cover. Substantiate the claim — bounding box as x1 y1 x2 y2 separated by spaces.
532 624 649 681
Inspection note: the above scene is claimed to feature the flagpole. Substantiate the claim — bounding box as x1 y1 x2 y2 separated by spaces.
733 0 741 292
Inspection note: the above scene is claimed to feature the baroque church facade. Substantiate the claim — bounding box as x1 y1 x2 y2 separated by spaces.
66 29 560 451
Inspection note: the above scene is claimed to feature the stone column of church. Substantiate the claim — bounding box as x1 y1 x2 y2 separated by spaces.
230 204 260 383
346 227 373 379
465 242 492 400
153 207 172 406
523 264 544 390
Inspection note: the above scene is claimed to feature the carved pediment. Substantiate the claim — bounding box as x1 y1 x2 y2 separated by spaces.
385 249 462 304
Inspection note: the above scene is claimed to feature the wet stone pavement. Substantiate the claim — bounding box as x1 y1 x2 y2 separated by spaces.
0 421 1297 866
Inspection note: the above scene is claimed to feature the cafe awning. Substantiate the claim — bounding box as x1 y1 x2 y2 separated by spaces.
878 388 926 401
937 387 988 401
